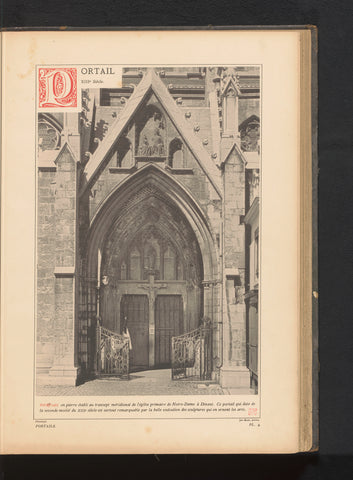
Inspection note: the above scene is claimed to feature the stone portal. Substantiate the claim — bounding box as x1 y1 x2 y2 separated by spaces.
95 183 204 372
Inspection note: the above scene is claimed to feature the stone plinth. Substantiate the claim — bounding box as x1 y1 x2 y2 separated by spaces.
220 366 250 388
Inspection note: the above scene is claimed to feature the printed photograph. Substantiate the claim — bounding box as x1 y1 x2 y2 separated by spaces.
36 66 260 396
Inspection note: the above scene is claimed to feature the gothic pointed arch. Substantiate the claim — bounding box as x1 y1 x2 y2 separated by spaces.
80 164 219 371
86 164 218 283
38 113 63 151
168 137 184 168
116 136 133 167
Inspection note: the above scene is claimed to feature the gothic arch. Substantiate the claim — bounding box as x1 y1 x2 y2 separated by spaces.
168 137 184 168
81 165 219 372
86 164 218 284
38 113 63 151
116 136 133 167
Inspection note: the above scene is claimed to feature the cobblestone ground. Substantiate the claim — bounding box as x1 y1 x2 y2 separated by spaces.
36 369 225 396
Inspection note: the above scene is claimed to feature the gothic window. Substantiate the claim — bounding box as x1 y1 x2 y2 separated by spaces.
168 138 184 168
38 117 61 151
115 230 187 282
163 245 177 280
239 116 260 152
116 137 133 168
130 248 141 280
136 105 166 157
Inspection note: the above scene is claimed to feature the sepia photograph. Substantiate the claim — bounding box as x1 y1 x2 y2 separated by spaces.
35 65 261 396
1 29 316 453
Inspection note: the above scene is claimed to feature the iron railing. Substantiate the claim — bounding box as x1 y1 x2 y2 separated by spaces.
96 325 129 378
171 325 212 381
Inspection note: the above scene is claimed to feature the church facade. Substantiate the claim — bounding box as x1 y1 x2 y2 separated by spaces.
36 66 260 390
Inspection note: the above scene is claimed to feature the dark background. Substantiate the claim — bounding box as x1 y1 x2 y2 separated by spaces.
1 0 353 478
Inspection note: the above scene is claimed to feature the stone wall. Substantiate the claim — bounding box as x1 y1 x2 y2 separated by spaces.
37 143 80 385
50 144 79 384
36 168 56 374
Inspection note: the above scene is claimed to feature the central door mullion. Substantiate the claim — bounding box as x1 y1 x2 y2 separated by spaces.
148 293 155 368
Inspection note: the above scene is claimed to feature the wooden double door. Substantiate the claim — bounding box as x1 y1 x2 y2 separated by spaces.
120 294 183 370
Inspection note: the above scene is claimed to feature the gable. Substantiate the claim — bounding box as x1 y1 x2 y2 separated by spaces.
81 69 222 198
221 141 247 167
221 76 241 98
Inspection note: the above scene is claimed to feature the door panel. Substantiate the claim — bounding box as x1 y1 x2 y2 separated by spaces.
155 295 183 367
120 295 149 369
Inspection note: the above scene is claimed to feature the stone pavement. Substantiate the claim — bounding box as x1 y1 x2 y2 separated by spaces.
36 368 226 396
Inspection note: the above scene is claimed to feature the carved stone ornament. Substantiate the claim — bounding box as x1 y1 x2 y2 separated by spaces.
240 117 260 152
194 124 200 132
221 67 240 90
137 109 166 157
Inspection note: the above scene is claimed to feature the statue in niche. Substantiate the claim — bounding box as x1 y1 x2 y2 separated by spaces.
138 109 165 156
151 126 164 155
139 135 149 156
145 247 157 270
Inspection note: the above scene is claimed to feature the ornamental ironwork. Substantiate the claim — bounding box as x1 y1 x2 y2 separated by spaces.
96 325 129 377
171 323 212 381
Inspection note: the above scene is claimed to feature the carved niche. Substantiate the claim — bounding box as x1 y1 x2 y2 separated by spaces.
168 138 184 168
116 136 133 168
136 105 166 157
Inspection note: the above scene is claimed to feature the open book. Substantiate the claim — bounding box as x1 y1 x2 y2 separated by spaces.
0 28 317 454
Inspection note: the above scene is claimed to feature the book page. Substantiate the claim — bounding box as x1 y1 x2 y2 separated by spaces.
1 30 304 454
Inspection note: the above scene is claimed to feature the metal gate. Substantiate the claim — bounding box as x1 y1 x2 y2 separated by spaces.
96 324 130 377
171 323 212 380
